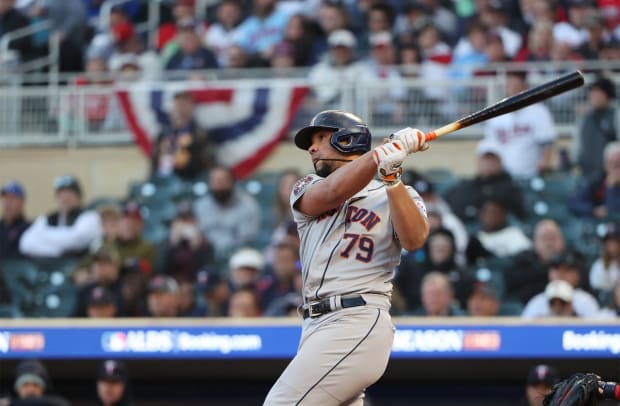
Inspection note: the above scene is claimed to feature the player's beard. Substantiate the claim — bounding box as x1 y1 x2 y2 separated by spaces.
314 160 335 178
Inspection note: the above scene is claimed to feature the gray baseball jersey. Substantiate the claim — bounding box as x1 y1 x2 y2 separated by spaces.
264 174 427 405
291 174 426 303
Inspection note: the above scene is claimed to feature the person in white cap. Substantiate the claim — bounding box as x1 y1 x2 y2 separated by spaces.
308 29 366 108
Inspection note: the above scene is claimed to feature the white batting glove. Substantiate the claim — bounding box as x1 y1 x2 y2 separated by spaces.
373 140 406 186
389 127 430 154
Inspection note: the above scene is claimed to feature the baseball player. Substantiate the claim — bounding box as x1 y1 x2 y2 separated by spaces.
264 110 430 405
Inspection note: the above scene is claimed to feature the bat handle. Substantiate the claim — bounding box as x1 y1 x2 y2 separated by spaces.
599 381 620 400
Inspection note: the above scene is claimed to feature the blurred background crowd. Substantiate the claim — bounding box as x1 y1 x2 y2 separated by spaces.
1 0 620 403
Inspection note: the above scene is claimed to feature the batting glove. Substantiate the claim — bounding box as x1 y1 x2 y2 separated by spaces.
390 127 430 154
373 140 406 187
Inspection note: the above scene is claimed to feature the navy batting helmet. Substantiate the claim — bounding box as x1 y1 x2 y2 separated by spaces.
294 110 371 154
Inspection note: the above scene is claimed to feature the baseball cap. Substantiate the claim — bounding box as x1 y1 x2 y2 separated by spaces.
327 30 357 48
122 200 143 220
545 280 574 302
97 360 128 382
229 248 265 272
54 175 82 195
369 31 393 47
527 364 560 386
1 181 25 198
476 139 502 157
196 267 223 294
600 222 620 240
87 286 117 307
148 275 180 294
14 360 49 392
470 281 499 300
111 21 134 43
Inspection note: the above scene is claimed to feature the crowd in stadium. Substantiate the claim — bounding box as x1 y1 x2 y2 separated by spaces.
0 0 619 322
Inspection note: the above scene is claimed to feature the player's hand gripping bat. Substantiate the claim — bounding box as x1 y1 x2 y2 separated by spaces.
422 70 585 142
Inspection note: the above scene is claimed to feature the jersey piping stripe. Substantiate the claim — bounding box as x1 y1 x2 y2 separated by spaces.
294 309 382 405
313 205 346 300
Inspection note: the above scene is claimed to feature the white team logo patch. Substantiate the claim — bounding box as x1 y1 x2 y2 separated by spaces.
293 175 313 197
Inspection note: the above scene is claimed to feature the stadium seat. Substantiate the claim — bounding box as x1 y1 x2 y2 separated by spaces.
422 168 458 197
498 299 524 316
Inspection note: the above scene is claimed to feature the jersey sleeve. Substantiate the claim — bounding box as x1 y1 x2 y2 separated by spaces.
533 105 557 143
406 185 428 219
290 174 323 221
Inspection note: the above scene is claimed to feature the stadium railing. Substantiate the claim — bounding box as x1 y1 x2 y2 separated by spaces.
0 62 610 148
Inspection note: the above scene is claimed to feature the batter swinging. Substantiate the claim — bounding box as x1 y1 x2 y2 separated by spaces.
264 110 430 405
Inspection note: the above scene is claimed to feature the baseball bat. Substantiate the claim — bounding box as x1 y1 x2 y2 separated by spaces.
424 70 585 141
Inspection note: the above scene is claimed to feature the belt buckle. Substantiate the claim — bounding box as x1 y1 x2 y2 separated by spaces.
307 300 323 318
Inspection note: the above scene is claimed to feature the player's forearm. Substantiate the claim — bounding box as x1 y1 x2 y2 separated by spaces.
315 152 377 205
386 184 429 251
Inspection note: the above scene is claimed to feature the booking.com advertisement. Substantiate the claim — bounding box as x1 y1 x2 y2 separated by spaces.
0 324 619 359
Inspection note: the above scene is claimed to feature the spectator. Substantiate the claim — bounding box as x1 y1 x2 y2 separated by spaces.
359 31 406 123
0 0 33 67
156 0 201 51
504 219 567 304
445 139 525 224
31 0 87 73
588 222 620 299
263 291 302 317
151 90 217 180
477 0 522 58
162 200 214 283
0 181 29 260
519 364 560 406
233 0 291 66
204 0 244 67
257 241 299 310
466 281 500 317
599 279 620 317
568 141 620 219
228 285 262 317
449 19 489 82
483 70 558 179
465 197 532 265
86 6 132 62
107 20 161 81
307 29 367 108
164 19 218 72
576 11 608 60
553 0 594 50
115 201 157 275
405 173 468 259
359 2 395 54
193 166 262 265
95 360 133 406
410 271 467 316
12 359 69 406
73 245 126 317
226 43 250 68
574 75 618 182
513 20 554 62
416 0 458 44
522 250 600 318
146 275 181 317
19 175 102 258
280 13 321 66
86 285 119 318
70 56 125 132
315 0 351 54
177 279 202 317
119 262 148 317
269 40 296 69
196 268 230 317
228 247 265 290
396 228 474 311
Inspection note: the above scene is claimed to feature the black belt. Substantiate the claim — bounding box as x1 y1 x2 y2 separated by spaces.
302 296 366 319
